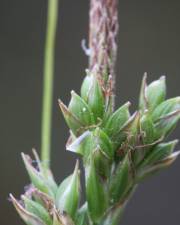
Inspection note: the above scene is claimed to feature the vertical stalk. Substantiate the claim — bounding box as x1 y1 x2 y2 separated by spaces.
41 0 58 168
89 0 119 86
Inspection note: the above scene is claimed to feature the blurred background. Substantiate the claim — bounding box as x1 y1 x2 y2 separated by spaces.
0 0 180 224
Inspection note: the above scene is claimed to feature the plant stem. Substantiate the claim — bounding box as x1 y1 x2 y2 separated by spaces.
89 0 119 85
41 0 58 168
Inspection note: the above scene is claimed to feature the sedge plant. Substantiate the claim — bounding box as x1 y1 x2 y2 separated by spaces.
10 1 180 225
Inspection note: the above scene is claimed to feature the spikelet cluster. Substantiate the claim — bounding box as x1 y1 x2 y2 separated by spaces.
11 72 180 225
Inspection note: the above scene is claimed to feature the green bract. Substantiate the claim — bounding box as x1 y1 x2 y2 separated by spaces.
56 161 80 219
139 74 166 112
81 73 105 121
23 195 52 225
85 156 108 223
140 140 178 167
10 194 46 225
59 91 95 136
21 151 57 199
109 153 133 204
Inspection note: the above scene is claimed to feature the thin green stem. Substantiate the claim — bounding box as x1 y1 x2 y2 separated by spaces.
41 0 58 168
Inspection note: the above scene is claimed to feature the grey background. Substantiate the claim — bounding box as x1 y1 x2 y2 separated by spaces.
0 0 180 224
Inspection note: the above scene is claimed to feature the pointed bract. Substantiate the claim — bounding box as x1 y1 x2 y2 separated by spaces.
56 161 80 219
137 151 180 182
22 195 52 225
146 76 166 111
59 99 84 136
85 156 108 223
104 102 130 148
10 194 46 225
152 97 180 122
155 109 180 138
109 153 133 204
68 91 95 127
81 74 105 121
139 75 166 112
140 140 178 167
21 153 56 198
